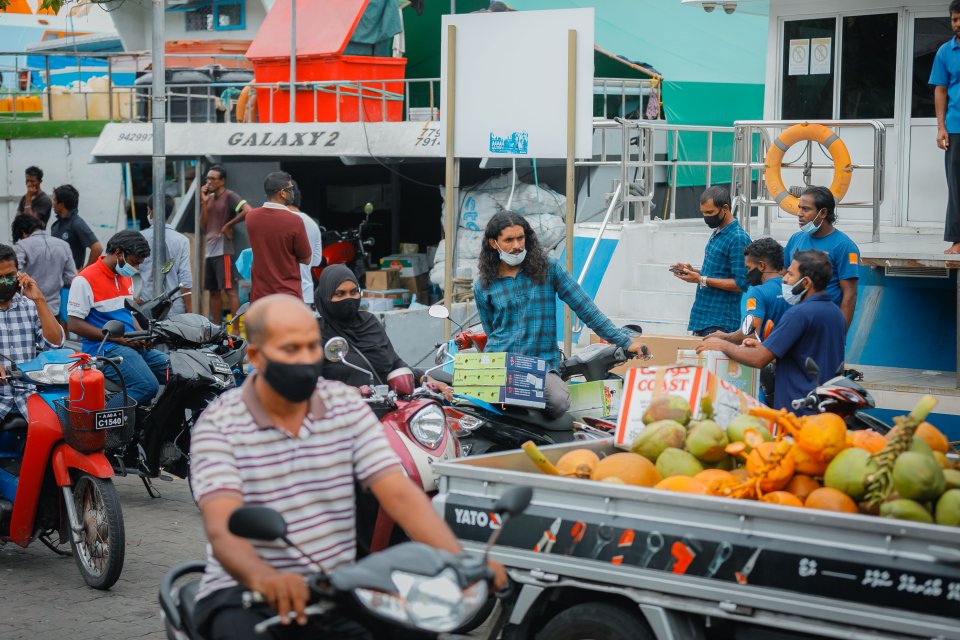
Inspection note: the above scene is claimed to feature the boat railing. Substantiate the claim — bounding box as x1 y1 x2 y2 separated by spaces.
732 119 886 242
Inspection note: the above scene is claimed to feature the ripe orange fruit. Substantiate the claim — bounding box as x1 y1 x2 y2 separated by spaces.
796 413 847 463
847 429 887 454
916 422 950 454
654 476 708 494
791 446 828 476
785 474 821 502
761 491 804 508
746 442 795 492
804 487 858 513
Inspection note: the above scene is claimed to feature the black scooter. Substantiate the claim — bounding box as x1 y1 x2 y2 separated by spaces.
792 357 890 434
159 486 532 639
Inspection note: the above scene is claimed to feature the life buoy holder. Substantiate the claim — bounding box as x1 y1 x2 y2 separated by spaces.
763 123 852 215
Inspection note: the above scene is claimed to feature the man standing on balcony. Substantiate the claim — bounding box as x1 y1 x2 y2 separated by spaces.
931 0 960 255
200 164 250 325
672 186 751 337
783 186 860 331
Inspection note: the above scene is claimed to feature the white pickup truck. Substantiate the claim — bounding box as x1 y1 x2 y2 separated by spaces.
433 440 960 640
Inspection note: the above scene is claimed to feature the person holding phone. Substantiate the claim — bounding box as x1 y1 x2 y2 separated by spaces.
671 186 751 337
200 164 250 327
0 244 64 424
696 250 845 414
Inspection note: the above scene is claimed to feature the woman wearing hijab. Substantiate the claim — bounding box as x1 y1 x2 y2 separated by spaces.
315 264 418 389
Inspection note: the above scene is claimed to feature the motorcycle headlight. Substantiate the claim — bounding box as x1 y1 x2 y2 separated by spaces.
24 363 71 385
354 569 487 633
409 405 446 450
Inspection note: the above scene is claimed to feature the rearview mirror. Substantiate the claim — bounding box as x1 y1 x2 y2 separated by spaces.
102 320 126 338
324 337 349 363
494 486 532 518
235 302 251 319
804 357 820 380
434 343 450 365
228 506 287 541
428 304 450 320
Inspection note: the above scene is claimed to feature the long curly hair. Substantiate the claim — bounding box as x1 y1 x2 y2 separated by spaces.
477 212 549 288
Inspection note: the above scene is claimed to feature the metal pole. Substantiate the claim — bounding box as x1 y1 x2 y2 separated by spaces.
443 25 457 340
289 0 296 123
44 55 52 119
563 29 576 355
151 0 167 294
194 157 203 317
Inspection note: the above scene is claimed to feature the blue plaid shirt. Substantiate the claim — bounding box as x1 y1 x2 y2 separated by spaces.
474 258 633 370
688 220 751 333
0 294 63 420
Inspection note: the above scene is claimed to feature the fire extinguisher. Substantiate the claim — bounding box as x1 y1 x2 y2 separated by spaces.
69 353 105 414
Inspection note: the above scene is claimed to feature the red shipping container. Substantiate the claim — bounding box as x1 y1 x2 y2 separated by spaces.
246 0 406 123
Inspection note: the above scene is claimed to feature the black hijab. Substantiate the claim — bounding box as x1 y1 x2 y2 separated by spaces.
315 265 405 382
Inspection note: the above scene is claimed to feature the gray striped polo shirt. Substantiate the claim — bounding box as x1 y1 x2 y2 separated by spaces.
191 373 402 602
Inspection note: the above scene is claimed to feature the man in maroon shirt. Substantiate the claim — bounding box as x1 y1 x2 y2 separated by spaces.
246 172 311 302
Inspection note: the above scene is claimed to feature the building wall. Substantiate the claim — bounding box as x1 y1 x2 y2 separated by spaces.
0 136 127 247
110 0 268 52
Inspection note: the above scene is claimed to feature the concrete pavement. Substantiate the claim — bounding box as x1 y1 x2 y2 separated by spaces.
2 475 205 640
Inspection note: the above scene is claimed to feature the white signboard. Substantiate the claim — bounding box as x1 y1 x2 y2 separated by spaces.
788 39 809 76
440 8 595 159
90 122 444 160
810 37 832 75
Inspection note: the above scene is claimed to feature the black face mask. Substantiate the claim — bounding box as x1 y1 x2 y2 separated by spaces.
0 276 20 303
327 298 361 322
262 357 324 403
745 267 764 287
703 213 724 229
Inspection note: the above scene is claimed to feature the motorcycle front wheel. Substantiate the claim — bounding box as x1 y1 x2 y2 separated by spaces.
68 473 125 589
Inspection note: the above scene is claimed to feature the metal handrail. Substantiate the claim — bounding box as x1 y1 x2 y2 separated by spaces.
732 119 886 241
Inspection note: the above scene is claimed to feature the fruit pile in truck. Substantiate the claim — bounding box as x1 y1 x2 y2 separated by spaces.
431 370 960 640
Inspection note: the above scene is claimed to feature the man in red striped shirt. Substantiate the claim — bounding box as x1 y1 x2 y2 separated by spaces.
190 295 494 639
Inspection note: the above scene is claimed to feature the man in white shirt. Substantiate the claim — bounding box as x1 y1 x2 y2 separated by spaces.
139 195 193 316
288 181 323 306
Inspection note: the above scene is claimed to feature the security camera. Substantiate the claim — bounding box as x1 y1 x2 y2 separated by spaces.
702 2 716 11
723 2 737 13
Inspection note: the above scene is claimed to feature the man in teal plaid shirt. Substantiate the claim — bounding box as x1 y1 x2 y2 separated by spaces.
671 186 751 336
474 212 646 418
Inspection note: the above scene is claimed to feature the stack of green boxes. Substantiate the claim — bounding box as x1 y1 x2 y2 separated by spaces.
453 352 548 409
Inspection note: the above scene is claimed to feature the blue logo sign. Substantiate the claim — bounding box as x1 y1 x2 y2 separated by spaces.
489 131 529 155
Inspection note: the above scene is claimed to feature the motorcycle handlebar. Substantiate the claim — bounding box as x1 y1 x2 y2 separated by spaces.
791 395 817 411
122 330 151 339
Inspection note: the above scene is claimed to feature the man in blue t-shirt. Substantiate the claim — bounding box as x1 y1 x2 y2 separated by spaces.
783 186 860 331
698 250 846 414
930 0 960 255
709 237 787 344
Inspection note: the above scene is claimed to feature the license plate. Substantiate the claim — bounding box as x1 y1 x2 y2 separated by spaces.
94 409 125 430
210 360 232 375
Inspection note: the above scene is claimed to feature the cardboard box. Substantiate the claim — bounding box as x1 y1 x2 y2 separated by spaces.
568 379 623 417
365 269 401 291
456 384 547 409
399 274 430 296
590 333 706 374
677 349 761 399
453 369 507 386
363 288 411 307
614 365 765 450
379 253 430 277
454 352 548 374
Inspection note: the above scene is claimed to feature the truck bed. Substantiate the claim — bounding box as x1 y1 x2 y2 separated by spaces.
432 440 960 639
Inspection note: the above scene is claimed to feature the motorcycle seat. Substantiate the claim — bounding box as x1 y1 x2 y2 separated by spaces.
176 579 202 638
63 339 82 352
0 415 26 432
502 407 574 432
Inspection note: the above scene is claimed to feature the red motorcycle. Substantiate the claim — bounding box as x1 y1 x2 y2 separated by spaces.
312 203 376 283
0 322 131 589
321 337 460 556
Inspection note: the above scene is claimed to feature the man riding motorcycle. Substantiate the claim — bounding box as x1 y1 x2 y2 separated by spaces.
189 295 503 639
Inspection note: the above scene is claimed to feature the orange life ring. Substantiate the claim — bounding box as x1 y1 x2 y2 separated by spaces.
235 84 257 123
764 123 852 215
